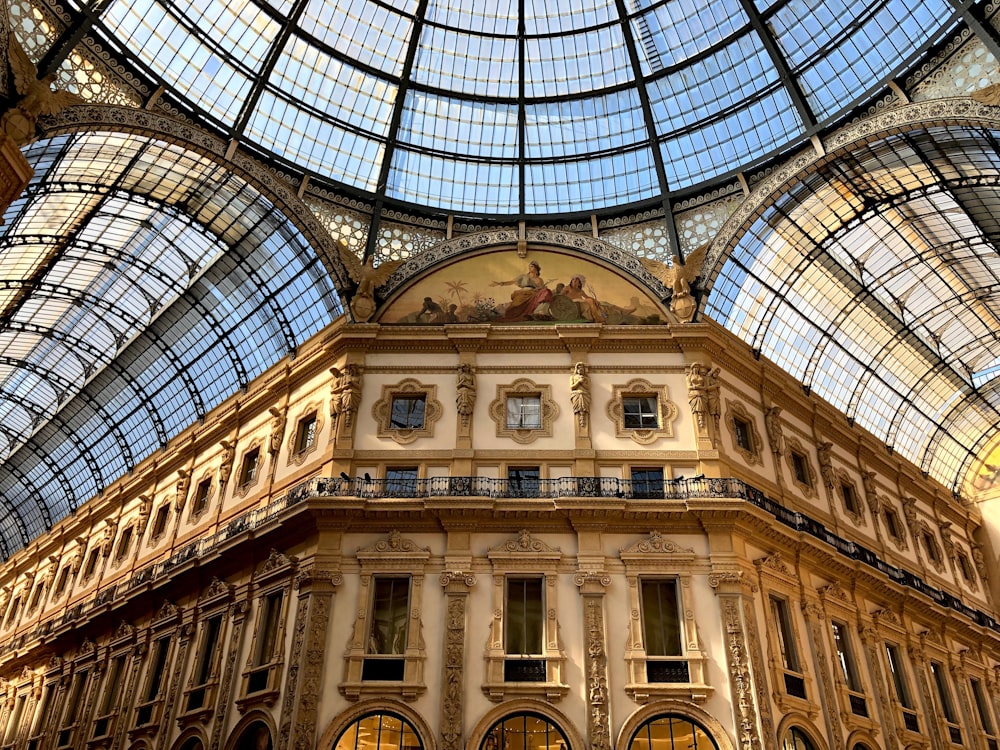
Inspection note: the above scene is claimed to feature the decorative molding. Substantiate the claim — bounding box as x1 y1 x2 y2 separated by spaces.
286 402 324 467
620 530 695 558
606 378 679 444
725 399 763 466
488 379 559 444
372 379 444 445
583 597 612 750
784 436 818 497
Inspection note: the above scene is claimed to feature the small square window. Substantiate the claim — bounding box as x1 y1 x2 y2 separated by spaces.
391 396 426 429
239 448 260 487
733 417 752 452
631 467 664 499
623 396 658 429
506 395 541 429
294 413 317 453
791 451 809 485
508 467 540 497
191 479 211 516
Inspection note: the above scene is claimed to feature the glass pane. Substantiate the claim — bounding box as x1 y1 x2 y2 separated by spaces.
370 577 410 654
505 578 543 655
641 579 680 656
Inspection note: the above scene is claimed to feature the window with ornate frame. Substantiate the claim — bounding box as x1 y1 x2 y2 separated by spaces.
969 675 997 745
920 527 944 572
91 650 128 741
132 631 173 733
480 712 572 750
883 641 919 733
836 472 865 525
373 380 443 445
333 711 425 750
755 552 811 708
724 401 762 465
238 446 262 491
830 620 867 717
55 661 92 749
82 547 101 581
180 578 234 722
3 690 27 748
620 531 709 703
956 551 977 589
150 503 171 543
625 713 722 750
489 379 558 444
607 379 679 444
483 530 567 702
929 660 962 745
882 506 907 549
189 477 213 520
783 437 815 496
288 405 323 464
26 679 55 749
818 584 871 724
342 531 429 701
238 552 295 710
114 525 134 564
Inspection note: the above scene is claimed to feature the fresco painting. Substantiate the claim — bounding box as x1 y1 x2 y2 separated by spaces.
380 250 667 325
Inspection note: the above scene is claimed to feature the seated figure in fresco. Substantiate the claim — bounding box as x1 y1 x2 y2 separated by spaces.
491 261 554 321
553 274 606 322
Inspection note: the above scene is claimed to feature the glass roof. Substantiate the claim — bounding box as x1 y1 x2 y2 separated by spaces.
707 126 1000 493
0 132 341 556
63 0 959 216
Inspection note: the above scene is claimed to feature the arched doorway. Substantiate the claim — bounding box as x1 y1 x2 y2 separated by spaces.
233 721 273 750
627 714 719 750
333 711 423 750
781 727 815 750
479 712 571 750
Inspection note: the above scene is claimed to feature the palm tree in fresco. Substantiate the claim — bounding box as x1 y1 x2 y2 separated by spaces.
445 280 468 310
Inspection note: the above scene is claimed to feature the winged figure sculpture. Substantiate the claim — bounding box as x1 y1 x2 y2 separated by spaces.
639 241 708 322
337 241 404 322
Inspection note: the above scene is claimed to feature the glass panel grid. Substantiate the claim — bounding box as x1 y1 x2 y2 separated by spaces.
299 0 413 75
523 25 631 97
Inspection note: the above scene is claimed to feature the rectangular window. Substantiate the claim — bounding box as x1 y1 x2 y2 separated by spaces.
363 576 410 681
57 669 88 747
136 636 171 726
151 505 170 539
831 621 862 692
295 413 317 452
631 467 665 499
922 531 941 563
641 579 681 656
5 693 26 744
507 466 540 497
841 483 859 514
385 467 419 497
972 677 995 735
390 396 426 429
254 591 284 668
186 615 222 711
191 479 211 515
733 417 752 451
505 577 544 656
4 596 20 628
83 549 99 579
506 395 541 429
930 661 958 723
885 643 913 708
239 448 260 486
93 654 126 738
29 583 44 611
770 597 799 672
884 508 903 541
623 396 658 429
54 567 70 597
114 527 133 562
29 683 53 740
958 553 975 584
791 451 809 485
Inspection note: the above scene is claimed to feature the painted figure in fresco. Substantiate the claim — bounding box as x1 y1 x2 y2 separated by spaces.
559 275 606 322
491 261 554 321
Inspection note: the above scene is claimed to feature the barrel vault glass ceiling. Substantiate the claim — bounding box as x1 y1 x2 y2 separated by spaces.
0 0 996 557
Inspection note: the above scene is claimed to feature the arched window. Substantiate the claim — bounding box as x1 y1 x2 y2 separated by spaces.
335 713 423 750
480 712 570 750
628 715 718 750
233 721 272 750
781 728 815 750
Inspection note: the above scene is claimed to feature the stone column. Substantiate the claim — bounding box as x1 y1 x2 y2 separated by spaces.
439 572 477 750
277 568 341 750
858 622 899 750
575 572 612 750
207 599 251 750
800 600 842 749
709 571 773 750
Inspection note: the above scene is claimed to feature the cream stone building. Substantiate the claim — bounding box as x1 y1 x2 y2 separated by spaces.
3 3 1000 750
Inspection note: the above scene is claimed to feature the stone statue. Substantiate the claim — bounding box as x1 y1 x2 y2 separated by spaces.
101 520 117 558
686 362 710 429
638 242 708 322
817 442 835 489
218 440 234 487
175 469 189 513
570 362 591 428
3 38 83 146
972 543 987 582
456 363 476 425
901 497 918 535
268 406 286 454
706 367 721 428
939 522 955 560
336 241 404 322
330 364 362 427
764 406 784 455
137 494 151 531
861 471 881 515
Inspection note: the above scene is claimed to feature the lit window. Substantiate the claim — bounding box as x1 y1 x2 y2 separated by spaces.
294 413 317 453
781 727 815 750
365 576 410 681
334 713 423 750
627 715 719 750
505 577 545 681
507 467 540 497
631 467 664 499
239 448 261 487
506 395 541 429
391 396 426 429
623 396 658 429
482 714 570 750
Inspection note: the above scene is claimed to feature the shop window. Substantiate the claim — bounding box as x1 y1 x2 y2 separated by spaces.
631 467 665 499
239 448 261 488
507 466 540 497
373 380 442 444
481 713 570 750
334 712 423 750
770 596 806 699
92 654 126 739
135 635 171 727
931 661 961 744
627 714 719 750
294 412 317 453
607 379 678 444
484 531 567 701
343 531 429 701
885 643 918 732
489 380 558 443
56 669 88 748
185 615 223 713
385 468 419 497
191 478 211 517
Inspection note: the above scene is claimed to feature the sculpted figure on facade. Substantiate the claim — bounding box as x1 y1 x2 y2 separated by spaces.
330 364 363 427
686 363 710 428
570 362 591 427
456 363 476 425
901 497 919 535
817 442 835 489
175 469 189 513
337 242 403 322
101 520 117 558
638 241 708 322
3 39 83 145
268 406 286 454
861 471 881 515
706 367 721 427
764 406 784 456
71 537 86 574
972 543 988 582
218 440 234 487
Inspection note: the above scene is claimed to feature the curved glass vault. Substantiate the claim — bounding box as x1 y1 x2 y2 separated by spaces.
0 132 341 554
44 0 960 216
708 125 1000 493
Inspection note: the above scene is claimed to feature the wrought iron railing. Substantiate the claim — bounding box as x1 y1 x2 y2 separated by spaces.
4 474 999 656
